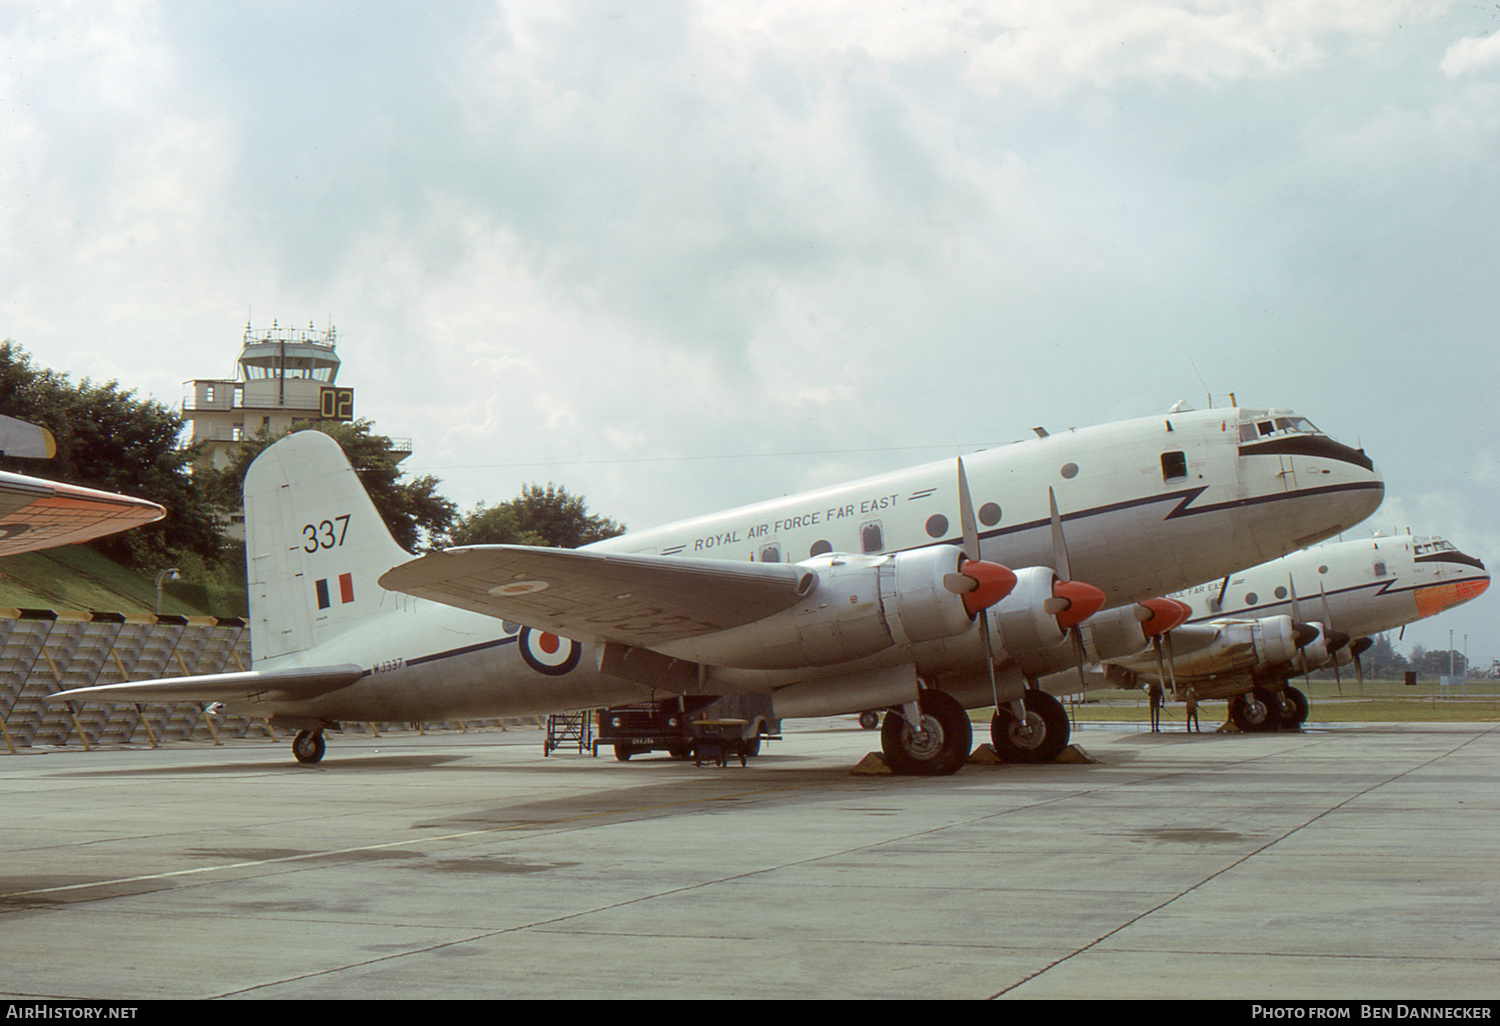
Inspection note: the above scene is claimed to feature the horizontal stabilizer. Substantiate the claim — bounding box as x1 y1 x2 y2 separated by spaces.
380 545 816 647
46 664 366 705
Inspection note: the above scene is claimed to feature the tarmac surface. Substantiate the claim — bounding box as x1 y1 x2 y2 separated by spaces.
1 717 1497 1001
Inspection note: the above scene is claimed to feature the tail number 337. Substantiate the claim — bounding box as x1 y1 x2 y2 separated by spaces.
303 514 352 553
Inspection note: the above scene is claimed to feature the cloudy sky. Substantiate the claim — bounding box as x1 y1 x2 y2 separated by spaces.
3 1 1497 664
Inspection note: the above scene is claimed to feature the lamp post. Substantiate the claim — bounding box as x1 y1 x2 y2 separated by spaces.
154 568 180 614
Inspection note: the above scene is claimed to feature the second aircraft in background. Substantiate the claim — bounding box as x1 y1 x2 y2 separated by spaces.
1073 533 1489 729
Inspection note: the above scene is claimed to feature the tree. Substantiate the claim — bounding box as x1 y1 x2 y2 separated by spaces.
0 340 222 564
1367 633 1408 678
1410 647 1466 679
446 483 624 549
203 420 457 553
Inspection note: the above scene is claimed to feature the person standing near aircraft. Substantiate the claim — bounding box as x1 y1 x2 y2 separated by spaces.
1149 680 1163 732
1184 687 1200 732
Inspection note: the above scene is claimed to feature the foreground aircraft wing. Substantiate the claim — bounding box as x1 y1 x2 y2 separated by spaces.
46 665 366 706
0 470 166 556
380 545 816 647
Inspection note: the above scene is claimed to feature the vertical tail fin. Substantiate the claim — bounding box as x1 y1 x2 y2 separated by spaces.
243 431 412 660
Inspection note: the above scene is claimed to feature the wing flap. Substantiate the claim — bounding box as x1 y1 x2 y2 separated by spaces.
46 664 366 705
379 545 815 647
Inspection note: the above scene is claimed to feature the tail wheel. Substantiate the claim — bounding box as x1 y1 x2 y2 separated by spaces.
292 730 326 765
880 690 971 776
991 690 1071 763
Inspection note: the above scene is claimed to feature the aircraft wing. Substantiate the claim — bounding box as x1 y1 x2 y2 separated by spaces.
379 545 816 647
0 471 166 556
0 414 57 459
46 665 366 706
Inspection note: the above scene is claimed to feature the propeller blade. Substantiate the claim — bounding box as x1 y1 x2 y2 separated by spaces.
957 458 981 563
955 457 1006 710
945 459 1018 614
1048 487 1072 582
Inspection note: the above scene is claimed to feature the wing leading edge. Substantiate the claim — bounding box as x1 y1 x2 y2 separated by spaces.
0 471 166 556
379 545 817 647
45 665 366 706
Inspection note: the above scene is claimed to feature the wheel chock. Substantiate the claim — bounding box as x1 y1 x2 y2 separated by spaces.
1055 744 1097 764
967 743 1004 764
850 752 892 775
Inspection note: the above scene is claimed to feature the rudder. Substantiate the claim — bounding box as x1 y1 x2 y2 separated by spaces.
243 431 412 660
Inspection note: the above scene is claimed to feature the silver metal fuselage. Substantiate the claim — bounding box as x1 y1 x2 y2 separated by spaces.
248 407 1383 723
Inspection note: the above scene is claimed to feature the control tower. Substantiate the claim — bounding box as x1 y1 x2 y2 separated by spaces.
182 320 357 470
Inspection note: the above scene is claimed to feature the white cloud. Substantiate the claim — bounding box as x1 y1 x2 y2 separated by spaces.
1442 32 1500 77
692 0 1447 94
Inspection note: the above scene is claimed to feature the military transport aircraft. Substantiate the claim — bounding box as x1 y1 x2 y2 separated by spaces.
48 404 1384 774
0 413 166 556
1087 532 1489 730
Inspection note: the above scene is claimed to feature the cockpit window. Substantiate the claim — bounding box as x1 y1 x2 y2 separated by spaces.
1246 415 1321 439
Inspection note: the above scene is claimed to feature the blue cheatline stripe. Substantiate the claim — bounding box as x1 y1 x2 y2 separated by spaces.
404 634 519 669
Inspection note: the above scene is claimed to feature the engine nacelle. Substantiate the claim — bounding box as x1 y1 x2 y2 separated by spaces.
1079 599 1194 663
984 567 1069 662
661 547 985 670
1120 614 1307 680
1291 623 1348 673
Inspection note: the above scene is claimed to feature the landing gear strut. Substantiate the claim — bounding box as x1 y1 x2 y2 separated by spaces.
991 690 1070 763
292 729 326 764
881 690 971 776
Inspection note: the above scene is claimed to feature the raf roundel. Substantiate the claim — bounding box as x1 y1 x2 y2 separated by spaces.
518 627 581 676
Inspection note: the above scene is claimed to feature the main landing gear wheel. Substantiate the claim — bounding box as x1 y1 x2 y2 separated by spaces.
1277 686 1309 729
991 690 1071 764
292 729 326 765
1230 688 1275 732
881 690 971 776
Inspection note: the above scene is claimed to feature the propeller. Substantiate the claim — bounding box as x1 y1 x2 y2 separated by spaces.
1046 487 1107 690
1136 597 1191 697
1318 581 1352 695
946 459 1018 711
942 460 1019 613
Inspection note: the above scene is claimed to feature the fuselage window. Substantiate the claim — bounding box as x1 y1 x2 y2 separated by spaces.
1374 561 1387 577
760 544 782 563
1161 451 1188 482
810 539 833 558
861 521 884 554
